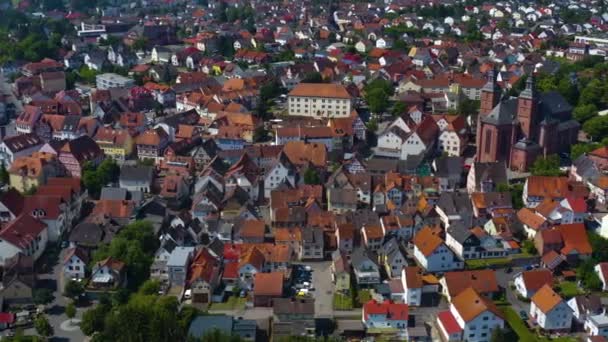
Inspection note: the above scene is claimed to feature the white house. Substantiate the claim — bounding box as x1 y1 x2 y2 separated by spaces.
0 133 43 167
238 247 265 290
263 155 296 199
401 266 422 306
0 214 48 266
412 227 464 272
585 314 608 338
437 287 505 342
530 285 573 331
63 247 88 280
362 299 408 338
514 269 553 299
595 262 608 291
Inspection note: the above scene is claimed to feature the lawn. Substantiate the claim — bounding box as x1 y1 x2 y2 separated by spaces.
357 289 373 306
209 296 246 311
333 292 354 310
555 281 583 298
465 257 511 270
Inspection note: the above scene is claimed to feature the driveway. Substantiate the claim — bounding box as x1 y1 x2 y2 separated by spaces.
308 261 334 318
496 267 529 314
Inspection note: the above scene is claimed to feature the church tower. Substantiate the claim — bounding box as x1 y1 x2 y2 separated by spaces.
479 70 500 116
517 75 538 140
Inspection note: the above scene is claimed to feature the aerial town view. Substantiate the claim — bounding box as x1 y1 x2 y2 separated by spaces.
2 0 608 341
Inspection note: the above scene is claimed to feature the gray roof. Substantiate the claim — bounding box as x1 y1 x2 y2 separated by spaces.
539 91 573 116
572 155 599 181
100 187 128 201
167 247 194 267
188 316 232 339
328 188 357 205
273 298 315 315
481 97 517 126
446 221 475 244
433 156 464 178
350 247 378 271
437 192 472 215
473 161 507 186
120 165 154 182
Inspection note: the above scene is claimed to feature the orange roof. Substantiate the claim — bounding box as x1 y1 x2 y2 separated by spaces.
282 141 327 168
525 176 569 198
238 246 265 270
557 224 592 255
253 272 283 296
275 227 302 242
531 284 563 314
413 226 444 257
91 200 135 219
443 270 499 297
239 219 266 239
288 83 351 99
516 208 546 230
403 266 423 289
451 288 503 322
363 224 384 240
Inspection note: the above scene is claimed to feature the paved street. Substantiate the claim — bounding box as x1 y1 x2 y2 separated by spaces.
309 261 334 318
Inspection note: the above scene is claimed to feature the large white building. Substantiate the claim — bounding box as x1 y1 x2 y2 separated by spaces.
530 285 573 331
287 83 352 118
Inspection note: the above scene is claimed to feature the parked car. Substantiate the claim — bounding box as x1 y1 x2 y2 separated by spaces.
519 310 528 321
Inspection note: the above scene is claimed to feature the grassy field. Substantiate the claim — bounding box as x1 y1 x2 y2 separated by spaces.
333 292 354 310
465 257 511 269
209 296 246 311
555 281 583 298
357 289 373 306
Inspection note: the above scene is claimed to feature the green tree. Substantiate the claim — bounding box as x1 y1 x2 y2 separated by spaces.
584 115 608 140
490 327 508 342
573 103 598 123
64 280 84 300
579 79 605 107
364 79 393 114
0 164 9 184
138 280 161 295
33 288 54 306
577 259 602 291
530 155 562 176
34 315 53 337
303 168 321 185
522 240 537 256
253 126 269 142
571 142 602 160
589 231 608 262
391 101 407 117
66 302 76 322
496 183 523 209
81 303 110 336
457 98 480 117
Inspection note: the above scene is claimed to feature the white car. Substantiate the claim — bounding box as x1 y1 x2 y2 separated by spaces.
184 289 192 300
304 266 312 272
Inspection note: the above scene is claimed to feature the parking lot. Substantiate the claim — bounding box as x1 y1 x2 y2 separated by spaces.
308 261 334 318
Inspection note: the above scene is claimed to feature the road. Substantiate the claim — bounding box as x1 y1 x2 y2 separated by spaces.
496 266 530 314
310 261 334 318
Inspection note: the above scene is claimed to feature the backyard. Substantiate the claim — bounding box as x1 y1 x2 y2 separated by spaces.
333 292 354 310
555 281 583 299
208 296 246 311
501 306 578 342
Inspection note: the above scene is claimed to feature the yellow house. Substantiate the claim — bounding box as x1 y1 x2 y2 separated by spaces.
94 128 134 163
8 152 58 193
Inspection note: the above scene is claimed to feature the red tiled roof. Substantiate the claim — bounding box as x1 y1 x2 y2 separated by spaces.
363 300 408 321
438 310 462 334
0 214 46 250
253 272 283 296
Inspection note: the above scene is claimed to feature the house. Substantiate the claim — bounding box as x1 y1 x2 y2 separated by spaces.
0 253 36 304
445 223 507 260
63 247 88 280
523 176 573 207
437 288 504 342
235 219 265 243
238 247 265 290
595 263 608 291
361 224 384 251
8 152 60 193
585 314 608 338
0 133 43 167
89 256 126 289
136 127 170 162
362 300 409 335
272 298 316 339
188 248 220 308
400 266 423 306
0 189 24 222
167 247 195 287
119 165 154 193
380 214 414 241
436 192 473 227
530 285 573 331
568 294 602 323
514 269 554 299
58 136 104 178
93 128 134 163
328 188 357 214
0 214 48 266
351 248 381 286
331 251 351 293
440 270 500 301
287 83 353 118
466 161 507 194
301 227 324 260
413 226 463 272
377 238 407 278
253 272 283 307
433 156 464 192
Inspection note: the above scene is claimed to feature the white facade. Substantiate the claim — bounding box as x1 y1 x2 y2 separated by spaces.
400 133 427 160
451 304 504 342
264 162 294 199
64 254 86 280
400 269 422 306
595 264 608 291
413 244 463 272
288 96 352 118
585 314 608 338
530 300 573 331
0 228 48 266
438 131 463 157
